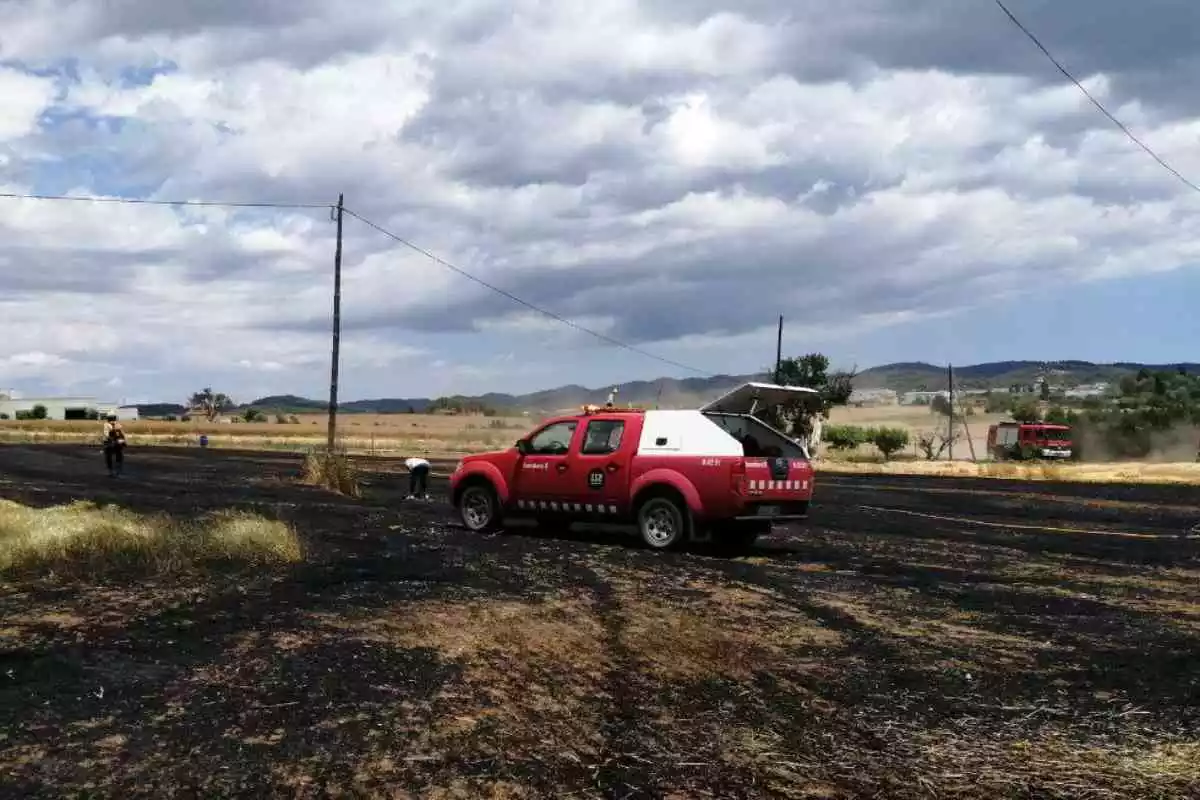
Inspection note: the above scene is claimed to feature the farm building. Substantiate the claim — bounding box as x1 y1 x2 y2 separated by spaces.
0 396 139 421
848 388 898 406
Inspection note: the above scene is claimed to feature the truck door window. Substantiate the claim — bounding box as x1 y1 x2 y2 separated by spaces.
580 419 625 455
528 421 577 455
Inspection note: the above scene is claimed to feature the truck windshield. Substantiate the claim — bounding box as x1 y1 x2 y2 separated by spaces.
1037 429 1070 441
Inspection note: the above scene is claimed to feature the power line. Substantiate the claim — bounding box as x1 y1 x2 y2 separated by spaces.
0 190 332 210
994 0 1200 195
342 207 712 377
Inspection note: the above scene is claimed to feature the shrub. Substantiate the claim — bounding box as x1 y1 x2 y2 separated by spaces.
916 430 958 460
0 413 8 420
872 427 910 460
1011 399 1041 423
242 407 265 423
300 449 361 497
0 499 302 579
823 424 868 450
30 404 48 420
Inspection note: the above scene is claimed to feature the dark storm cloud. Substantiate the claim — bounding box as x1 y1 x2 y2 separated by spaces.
642 0 1200 116
0 246 167 293
260 200 998 345
401 93 653 190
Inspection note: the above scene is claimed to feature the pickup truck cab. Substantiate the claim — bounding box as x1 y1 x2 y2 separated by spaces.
449 382 820 551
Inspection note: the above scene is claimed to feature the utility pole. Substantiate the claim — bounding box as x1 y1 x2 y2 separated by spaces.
774 315 784 383
326 194 344 452
947 363 955 461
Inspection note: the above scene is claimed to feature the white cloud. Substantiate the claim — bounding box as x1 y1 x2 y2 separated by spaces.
1 0 1199 400
0 68 56 141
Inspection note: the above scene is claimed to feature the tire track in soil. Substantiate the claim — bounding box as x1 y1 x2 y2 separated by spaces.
562 556 659 800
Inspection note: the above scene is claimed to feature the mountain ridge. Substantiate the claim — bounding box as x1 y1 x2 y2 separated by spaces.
133 360 1200 417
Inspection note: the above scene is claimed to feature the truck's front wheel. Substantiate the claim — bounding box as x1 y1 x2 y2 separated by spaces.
459 483 500 533
637 496 687 550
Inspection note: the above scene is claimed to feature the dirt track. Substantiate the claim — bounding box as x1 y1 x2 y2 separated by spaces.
1 444 1198 799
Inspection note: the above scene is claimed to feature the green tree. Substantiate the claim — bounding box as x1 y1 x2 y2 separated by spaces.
1068 369 1200 459
872 427 910 460
761 353 856 443
30 404 48 420
823 424 868 450
189 388 235 421
1044 406 1078 426
242 407 264 423
984 392 1011 414
1010 399 1041 423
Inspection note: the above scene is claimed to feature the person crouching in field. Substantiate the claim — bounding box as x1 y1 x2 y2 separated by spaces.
404 455 431 500
102 415 127 477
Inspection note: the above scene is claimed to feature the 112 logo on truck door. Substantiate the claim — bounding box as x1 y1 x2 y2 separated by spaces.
588 469 605 489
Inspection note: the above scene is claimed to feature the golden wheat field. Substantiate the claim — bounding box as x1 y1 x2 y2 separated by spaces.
0 413 533 456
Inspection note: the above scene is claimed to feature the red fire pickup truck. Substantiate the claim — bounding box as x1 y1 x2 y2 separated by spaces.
449 382 820 551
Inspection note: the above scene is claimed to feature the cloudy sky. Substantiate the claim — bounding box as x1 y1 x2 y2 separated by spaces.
2 0 1199 404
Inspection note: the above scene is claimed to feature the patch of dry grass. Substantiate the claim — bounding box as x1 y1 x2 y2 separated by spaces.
904 732 1200 799
0 498 302 578
312 594 609 762
299 449 362 497
620 582 843 682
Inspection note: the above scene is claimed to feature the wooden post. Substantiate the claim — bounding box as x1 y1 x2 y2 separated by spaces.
774 315 783 382
326 194 344 452
947 363 954 461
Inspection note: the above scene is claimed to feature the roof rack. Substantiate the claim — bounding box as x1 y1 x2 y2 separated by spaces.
581 403 647 414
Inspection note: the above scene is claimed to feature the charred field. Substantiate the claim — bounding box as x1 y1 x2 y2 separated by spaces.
1 444 1199 799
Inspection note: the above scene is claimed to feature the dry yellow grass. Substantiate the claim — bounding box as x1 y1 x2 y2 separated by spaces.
300 450 362 497
311 594 608 764
0 498 302 578
0 413 531 456
821 457 1200 484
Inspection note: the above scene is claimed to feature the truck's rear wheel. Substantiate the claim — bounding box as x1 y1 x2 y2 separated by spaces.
459 483 500 533
637 496 687 550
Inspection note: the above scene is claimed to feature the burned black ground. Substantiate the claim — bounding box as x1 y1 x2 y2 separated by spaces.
1 444 1198 799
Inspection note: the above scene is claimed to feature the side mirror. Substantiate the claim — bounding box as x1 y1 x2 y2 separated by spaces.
516 439 530 455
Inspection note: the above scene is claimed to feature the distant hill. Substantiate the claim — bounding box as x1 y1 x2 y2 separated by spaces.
135 361 1200 416
138 403 187 417
851 360 1200 392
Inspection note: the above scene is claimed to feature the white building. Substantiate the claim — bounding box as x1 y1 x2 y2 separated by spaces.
900 390 949 406
0 396 139 421
1064 382 1112 399
849 388 898 406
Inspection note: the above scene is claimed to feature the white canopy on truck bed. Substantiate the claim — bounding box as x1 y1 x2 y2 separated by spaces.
698 382 822 459
700 382 822 415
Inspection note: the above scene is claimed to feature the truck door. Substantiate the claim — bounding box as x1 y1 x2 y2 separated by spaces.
565 416 633 516
513 419 580 511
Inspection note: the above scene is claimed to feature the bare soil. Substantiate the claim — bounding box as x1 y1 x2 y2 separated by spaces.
1 444 1198 799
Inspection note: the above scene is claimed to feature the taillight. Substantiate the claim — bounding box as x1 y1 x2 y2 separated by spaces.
731 459 747 494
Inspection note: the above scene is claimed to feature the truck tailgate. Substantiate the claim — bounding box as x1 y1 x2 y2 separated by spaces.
742 457 813 495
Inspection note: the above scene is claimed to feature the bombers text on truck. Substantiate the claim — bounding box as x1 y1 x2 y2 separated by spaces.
449 382 821 552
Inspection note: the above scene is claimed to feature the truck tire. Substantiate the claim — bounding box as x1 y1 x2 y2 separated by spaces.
458 483 501 533
637 495 687 550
